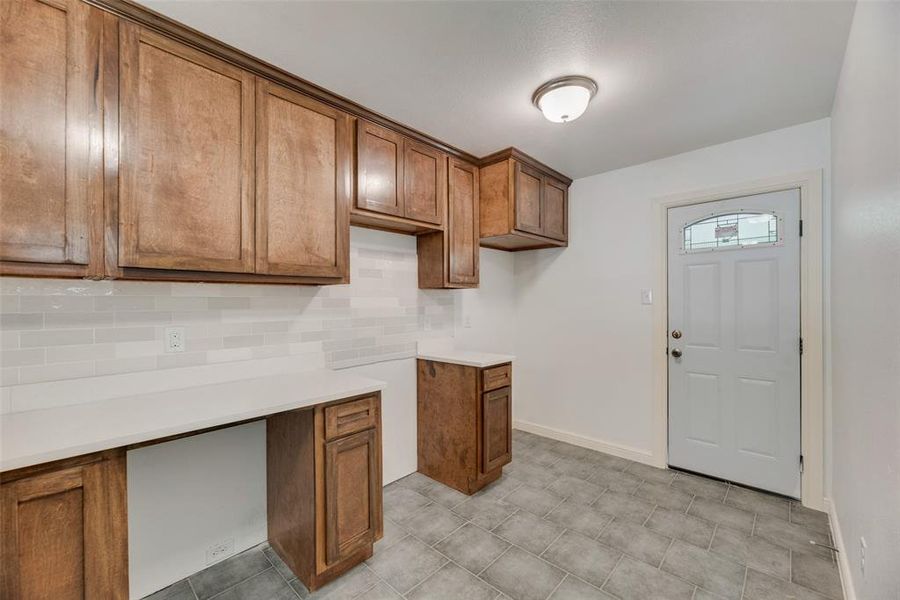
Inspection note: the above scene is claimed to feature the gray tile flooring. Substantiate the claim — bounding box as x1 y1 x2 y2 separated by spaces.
144 430 843 600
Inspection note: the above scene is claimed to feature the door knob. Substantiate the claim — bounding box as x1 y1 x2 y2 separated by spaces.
671 348 683 358
671 329 682 339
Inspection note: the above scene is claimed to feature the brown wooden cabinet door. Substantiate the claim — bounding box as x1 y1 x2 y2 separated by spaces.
481 386 512 474
118 24 255 273
403 141 445 225
0 0 103 274
256 80 350 278
513 162 543 236
356 120 403 217
447 158 479 286
324 429 378 566
0 453 128 600
541 177 568 242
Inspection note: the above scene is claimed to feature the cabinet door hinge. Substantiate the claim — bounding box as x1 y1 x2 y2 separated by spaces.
799 337 804 355
800 454 805 473
799 219 804 237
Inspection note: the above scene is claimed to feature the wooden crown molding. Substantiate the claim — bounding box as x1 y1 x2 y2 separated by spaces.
478 147 573 186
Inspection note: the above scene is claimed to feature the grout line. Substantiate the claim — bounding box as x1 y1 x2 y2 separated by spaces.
658 537 676 569
476 544 512 577
206 566 276 600
740 565 749 600
186 577 200 600
641 505 657 527
599 552 625 593
708 523 719 551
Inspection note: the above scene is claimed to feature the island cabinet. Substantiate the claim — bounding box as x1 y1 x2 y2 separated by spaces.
0 0 106 279
418 158 480 289
0 450 128 600
417 360 512 494
267 395 383 591
478 148 571 251
353 120 447 233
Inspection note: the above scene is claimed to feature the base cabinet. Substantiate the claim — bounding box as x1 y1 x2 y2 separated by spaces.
267 394 383 591
0 451 128 600
417 360 512 494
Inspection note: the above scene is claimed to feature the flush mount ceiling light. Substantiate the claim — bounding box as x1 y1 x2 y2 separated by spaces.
532 75 598 123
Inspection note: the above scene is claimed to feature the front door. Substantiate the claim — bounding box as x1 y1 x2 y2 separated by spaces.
667 189 801 497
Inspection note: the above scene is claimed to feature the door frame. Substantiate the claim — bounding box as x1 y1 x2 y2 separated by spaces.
651 170 825 509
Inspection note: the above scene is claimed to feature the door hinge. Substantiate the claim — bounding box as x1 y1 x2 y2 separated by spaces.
799 219 804 237
799 337 804 355
800 454 805 473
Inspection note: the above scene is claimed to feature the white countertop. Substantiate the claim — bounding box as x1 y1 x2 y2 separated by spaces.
0 369 385 472
416 350 515 368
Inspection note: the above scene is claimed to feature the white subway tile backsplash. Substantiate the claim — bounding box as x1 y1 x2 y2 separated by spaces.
20 329 93 347
1 313 43 330
95 327 156 343
44 311 115 329
19 360 94 384
1 348 46 367
0 233 455 386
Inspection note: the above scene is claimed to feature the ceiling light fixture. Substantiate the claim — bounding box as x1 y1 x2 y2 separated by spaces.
532 75 598 123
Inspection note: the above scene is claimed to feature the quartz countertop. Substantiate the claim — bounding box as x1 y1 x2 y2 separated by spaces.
416 349 514 368
0 369 385 472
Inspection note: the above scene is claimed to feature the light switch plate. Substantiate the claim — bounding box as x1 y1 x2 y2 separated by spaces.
641 289 653 305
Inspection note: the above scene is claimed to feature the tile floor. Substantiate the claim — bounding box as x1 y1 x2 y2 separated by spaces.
145 430 843 600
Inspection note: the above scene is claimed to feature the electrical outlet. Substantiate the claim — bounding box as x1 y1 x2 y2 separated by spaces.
165 326 185 353
641 289 653 305
206 538 234 565
463 314 473 328
859 537 867 576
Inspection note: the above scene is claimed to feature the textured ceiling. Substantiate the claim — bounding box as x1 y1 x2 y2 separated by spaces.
141 0 855 179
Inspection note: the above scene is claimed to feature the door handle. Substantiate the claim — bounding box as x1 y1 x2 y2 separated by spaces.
671 348 683 358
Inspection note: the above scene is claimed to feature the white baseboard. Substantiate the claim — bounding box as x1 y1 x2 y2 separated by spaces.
825 497 857 600
513 419 661 467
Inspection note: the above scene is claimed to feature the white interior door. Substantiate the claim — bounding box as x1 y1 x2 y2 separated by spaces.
667 189 801 497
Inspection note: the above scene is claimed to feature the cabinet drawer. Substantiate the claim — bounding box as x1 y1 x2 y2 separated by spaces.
482 364 511 392
325 396 377 441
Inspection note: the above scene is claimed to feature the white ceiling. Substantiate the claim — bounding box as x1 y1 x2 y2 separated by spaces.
142 0 855 180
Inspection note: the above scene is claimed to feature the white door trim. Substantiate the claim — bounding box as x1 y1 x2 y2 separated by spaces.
651 170 825 509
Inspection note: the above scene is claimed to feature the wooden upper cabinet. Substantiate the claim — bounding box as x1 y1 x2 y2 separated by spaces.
353 120 449 233
542 177 568 242
417 157 479 289
403 141 445 226
447 158 479 285
356 120 403 217
513 163 544 236
479 149 571 251
256 80 350 279
117 23 255 273
0 0 104 277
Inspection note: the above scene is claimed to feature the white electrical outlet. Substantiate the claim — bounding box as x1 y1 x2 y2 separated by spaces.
463 314 473 328
206 538 234 565
860 537 867 576
641 289 653 305
165 326 185 353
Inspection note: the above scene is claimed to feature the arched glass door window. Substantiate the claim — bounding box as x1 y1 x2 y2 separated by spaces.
682 211 781 253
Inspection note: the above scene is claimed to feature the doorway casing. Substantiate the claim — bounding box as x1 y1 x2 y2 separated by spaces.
651 170 825 509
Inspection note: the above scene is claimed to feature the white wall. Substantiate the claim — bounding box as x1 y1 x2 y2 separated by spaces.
829 2 900 598
513 119 832 463
455 248 516 355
